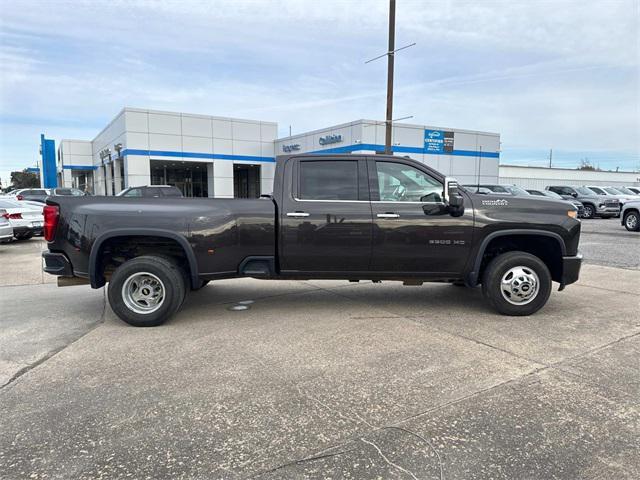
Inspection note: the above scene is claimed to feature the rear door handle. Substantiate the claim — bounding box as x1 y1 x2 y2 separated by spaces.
377 213 400 218
286 212 310 217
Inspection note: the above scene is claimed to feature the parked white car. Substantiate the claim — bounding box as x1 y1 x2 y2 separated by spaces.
0 208 14 242
0 198 44 240
621 199 640 232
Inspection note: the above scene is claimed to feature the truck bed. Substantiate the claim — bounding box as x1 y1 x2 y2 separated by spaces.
46 196 276 286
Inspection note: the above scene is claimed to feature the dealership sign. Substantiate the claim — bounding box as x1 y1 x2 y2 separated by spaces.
282 143 301 153
319 134 343 146
424 130 454 153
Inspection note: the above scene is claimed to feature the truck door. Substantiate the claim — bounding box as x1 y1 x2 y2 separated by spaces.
368 158 473 275
279 157 372 273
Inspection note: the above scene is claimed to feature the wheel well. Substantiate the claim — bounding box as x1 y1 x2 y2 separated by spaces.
479 235 563 283
624 208 639 217
95 235 191 287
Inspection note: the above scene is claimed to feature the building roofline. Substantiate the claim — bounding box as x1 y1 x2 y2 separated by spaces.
276 118 500 142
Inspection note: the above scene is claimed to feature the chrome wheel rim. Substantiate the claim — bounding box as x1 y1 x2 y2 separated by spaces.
626 214 638 230
500 266 540 306
122 272 166 314
584 206 593 218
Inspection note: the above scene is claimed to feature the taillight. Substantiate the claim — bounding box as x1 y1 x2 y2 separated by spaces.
8 213 22 219
16 194 24 200
43 205 59 242
1 213 9 219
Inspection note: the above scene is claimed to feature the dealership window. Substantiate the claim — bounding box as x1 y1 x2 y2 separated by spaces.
119 159 125 191
150 161 208 197
298 160 358 200
234 164 261 199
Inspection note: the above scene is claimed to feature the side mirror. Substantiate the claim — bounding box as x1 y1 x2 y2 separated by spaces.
571 192 578 198
444 177 464 217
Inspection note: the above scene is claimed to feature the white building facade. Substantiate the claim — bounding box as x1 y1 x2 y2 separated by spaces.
55 108 500 197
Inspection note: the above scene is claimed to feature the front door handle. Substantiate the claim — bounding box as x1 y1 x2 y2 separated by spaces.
377 213 400 218
286 212 310 217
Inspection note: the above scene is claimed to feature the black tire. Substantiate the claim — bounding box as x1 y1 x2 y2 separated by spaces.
14 232 34 241
481 251 552 316
582 204 595 219
108 255 186 327
623 210 640 232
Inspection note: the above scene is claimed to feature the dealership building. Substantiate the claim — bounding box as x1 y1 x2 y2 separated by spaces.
43 107 500 197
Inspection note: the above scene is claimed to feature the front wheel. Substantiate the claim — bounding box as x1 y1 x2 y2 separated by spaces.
582 204 595 219
623 210 640 231
482 251 552 316
108 255 186 327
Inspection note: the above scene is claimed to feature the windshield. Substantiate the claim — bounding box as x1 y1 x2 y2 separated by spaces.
604 187 622 195
588 186 606 195
615 187 637 195
576 187 595 195
505 185 530 196
543 191 563 199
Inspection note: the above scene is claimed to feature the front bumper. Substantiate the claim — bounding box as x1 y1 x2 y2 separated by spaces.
42 251 74 276
560 253 582 289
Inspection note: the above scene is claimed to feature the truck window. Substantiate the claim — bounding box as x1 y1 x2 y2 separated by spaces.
123 188 142 197
298 160 358 200
376 161 442 202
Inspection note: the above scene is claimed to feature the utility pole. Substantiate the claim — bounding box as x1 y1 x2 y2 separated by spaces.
365 0 414 155
385 0 396 154
549 148 553 168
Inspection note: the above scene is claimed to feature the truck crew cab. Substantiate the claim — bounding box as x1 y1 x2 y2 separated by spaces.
42 154 582 327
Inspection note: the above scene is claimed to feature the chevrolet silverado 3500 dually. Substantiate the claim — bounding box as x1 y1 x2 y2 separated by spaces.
42 154 582 326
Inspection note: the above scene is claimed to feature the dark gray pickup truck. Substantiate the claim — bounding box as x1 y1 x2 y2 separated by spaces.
43 154 582 326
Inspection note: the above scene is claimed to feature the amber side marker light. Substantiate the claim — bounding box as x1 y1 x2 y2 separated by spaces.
567 210 578 219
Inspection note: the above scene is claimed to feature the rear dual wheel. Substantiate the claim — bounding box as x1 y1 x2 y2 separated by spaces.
108 255 186 327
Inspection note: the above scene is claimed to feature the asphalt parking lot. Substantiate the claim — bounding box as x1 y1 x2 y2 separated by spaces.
0 219 638 479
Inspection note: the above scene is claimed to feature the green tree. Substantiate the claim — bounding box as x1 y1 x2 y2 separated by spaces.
10 170 40 189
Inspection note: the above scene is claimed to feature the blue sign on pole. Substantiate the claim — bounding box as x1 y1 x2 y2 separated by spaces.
40 134 57 188
424 129 445 153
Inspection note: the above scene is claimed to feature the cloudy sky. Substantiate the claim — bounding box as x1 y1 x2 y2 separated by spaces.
1 0 638 185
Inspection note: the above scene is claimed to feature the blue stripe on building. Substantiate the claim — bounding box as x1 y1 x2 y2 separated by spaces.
309 143 499 158
121 149 276 163
63 165 99 170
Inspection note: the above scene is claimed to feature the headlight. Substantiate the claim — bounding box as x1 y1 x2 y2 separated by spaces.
567 210 578 218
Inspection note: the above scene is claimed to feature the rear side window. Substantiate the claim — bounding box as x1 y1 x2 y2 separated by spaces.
31 189 47 195
298 160 358 200
56 188 72 195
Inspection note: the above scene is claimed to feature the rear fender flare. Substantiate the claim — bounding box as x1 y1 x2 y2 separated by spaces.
89 228 199 289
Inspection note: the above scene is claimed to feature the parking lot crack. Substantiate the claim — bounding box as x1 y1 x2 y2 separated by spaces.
360 437 420 480
381 426 444 480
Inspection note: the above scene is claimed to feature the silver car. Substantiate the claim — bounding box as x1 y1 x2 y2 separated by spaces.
0 208 14 242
